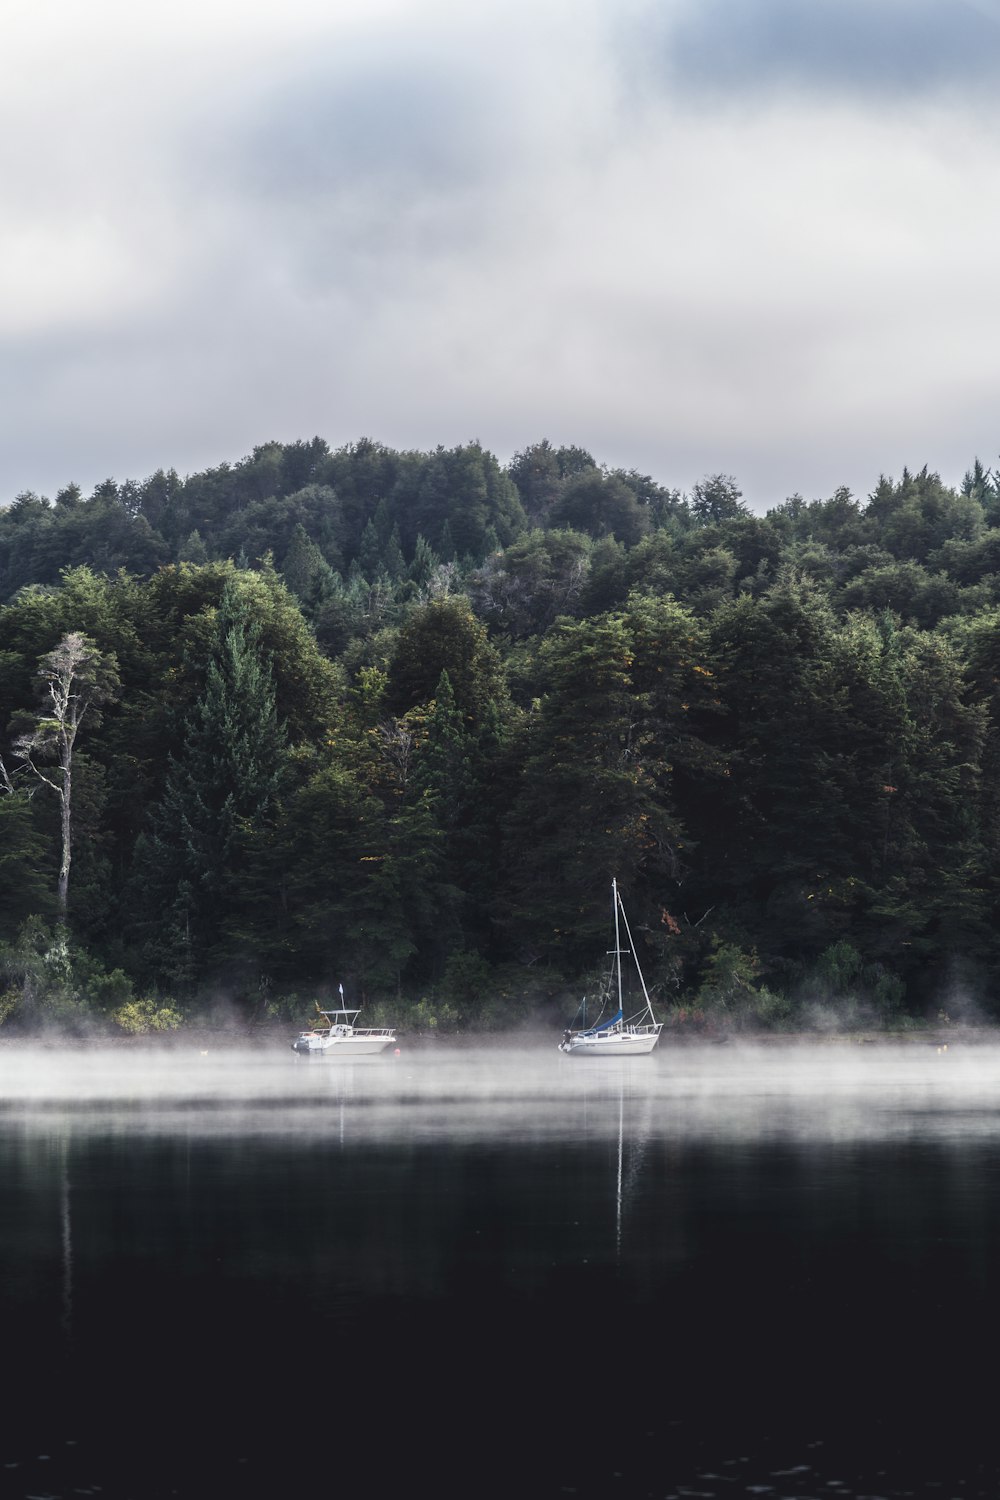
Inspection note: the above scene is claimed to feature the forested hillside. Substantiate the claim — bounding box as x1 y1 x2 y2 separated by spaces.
2 436 999 1034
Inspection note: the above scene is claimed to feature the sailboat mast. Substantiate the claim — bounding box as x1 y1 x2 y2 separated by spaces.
616 889 655 1024
613 876 624 1017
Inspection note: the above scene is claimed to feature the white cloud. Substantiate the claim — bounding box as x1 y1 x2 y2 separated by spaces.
1 0 999 508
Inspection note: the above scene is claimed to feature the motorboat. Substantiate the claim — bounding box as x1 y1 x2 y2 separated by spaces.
292 991 396 1055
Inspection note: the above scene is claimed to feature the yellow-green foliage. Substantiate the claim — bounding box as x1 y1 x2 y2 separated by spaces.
696 940 791 1031
111 998 183 1035
410 996 461 1031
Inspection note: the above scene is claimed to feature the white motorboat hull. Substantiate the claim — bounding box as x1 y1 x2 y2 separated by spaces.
291 997 396 1056
559 1025 662 1057
292 1030 396 1056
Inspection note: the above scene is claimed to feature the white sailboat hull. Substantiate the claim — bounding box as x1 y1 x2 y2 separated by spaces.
559 1024 662 1057
558 880 663 1058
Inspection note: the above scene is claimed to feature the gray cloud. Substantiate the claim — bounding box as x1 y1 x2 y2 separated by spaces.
640 0 1000 101
245 55 504 200
227 56 513 296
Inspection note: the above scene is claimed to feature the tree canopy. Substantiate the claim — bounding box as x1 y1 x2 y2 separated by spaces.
3 437 1000 1033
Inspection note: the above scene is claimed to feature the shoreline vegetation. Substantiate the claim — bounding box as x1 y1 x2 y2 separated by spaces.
4 436 1000 1038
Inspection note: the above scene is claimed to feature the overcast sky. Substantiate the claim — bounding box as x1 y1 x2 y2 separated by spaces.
3 0 1000 513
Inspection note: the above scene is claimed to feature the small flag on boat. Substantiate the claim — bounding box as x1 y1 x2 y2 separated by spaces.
339 983 344 997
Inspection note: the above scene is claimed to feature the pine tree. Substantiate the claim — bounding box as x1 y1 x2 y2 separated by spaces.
499 613 672 966
357 519 381 581
386 596 509 732
0 776 55 937
281 523 325 602
407 670 473 963
130 583 286 988
178 530 209 565
383 525 406 582
408 536 439 590
436 519 456 563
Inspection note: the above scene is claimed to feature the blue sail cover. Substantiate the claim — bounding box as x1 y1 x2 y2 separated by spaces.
581 1009 622 1037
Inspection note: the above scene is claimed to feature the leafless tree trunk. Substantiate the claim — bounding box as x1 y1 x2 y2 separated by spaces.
12 632 119 920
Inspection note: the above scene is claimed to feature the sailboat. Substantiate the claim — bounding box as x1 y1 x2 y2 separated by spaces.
557 879 663 1057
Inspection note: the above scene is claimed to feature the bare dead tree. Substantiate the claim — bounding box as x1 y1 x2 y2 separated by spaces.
12 632 120 919
376 718 415 790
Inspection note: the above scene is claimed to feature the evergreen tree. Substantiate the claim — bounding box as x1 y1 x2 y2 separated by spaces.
408 535 439 591
178 530 209 565
700 577 855 965
691 474 748 525
386 596 509 733
550 471 649 546
383 525 406 582
436 519 456 563
357 518 382 581
0 773 55 937
281 523 325 602
130 583 286 989
499 613 674 967
407 670 475 962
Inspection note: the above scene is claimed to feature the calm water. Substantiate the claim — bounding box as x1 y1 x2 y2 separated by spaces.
2 1038 1000 1499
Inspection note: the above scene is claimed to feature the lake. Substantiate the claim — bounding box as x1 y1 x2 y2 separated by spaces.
1 1037 999 1499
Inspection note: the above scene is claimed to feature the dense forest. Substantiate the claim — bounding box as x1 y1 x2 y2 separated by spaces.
2 435 1000 1035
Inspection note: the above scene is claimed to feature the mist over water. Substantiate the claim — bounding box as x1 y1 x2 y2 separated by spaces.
3 1037 1000 1499
2 1036 999 1143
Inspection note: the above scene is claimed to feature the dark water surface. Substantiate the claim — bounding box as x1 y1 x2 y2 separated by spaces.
2 1039 1000 1499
